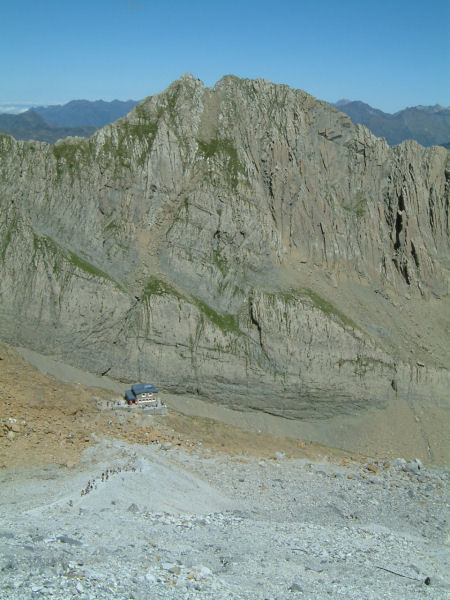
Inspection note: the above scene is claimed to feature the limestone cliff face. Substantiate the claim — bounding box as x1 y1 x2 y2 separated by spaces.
0 74 448 420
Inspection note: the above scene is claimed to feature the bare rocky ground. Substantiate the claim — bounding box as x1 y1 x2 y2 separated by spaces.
0 343 449 599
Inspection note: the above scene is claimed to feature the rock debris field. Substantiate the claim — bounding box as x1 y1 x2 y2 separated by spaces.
0 343 448 599
1 439 449 600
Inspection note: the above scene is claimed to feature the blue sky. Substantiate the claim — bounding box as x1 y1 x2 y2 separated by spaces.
0 0 448 113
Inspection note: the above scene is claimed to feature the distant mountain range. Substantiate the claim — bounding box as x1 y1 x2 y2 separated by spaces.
0 99 138 144
32 99 139 128
0 96 449 148
0 111 97 144
334 100 450 148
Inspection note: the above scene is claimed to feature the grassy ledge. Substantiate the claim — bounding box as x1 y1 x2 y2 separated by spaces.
197 137 246 189
32 233 122 289
143 275 241 335
267 288 359 330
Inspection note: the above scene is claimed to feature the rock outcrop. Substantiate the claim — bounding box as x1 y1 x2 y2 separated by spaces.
1 74 448 436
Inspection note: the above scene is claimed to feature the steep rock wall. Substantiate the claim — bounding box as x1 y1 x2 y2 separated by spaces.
0 75 448 420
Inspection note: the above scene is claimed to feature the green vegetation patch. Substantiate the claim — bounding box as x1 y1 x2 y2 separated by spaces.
300 288 356 328
66 249 117 283
51 111 159 177
268 287 358 330
143 276 182 299
212 249 228 277
197 137 246 188
343 190 367 218
0 212 20 261
52 141 82 175
193 297 241 335
120 118 158 143
143 275 241 335
101 117 159 170
166 84 181 115
104 219 120 232
31 232 122 289
51 138 99 179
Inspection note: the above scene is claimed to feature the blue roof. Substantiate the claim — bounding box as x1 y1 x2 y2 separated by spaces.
125 390 136 401
131 383 159 395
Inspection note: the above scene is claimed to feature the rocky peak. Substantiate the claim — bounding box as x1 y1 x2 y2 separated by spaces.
0 76 448 452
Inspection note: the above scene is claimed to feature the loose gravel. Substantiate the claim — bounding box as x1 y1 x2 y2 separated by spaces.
0 440 448 599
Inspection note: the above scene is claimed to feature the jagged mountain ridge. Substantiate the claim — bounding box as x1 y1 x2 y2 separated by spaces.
2 95 448 149
2 94 448 148
0 74 448 437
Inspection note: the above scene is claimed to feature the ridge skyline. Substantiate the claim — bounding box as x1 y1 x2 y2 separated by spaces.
1 75 449 148
1 86 449 118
